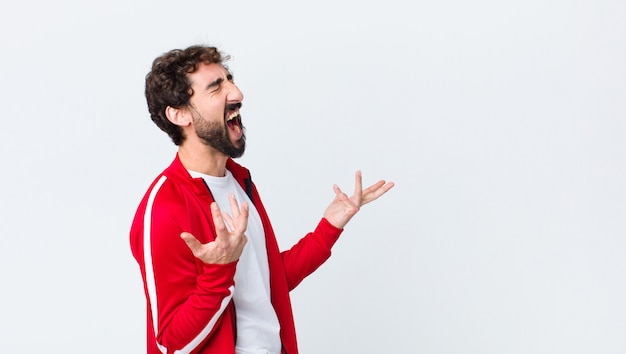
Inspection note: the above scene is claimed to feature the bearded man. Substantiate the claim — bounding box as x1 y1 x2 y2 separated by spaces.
130 45 394 354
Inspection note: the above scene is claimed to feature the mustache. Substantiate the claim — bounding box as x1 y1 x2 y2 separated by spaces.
226 102 242 110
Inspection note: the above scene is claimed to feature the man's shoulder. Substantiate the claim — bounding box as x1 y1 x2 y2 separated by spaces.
133 172 186 213
136 156 190 203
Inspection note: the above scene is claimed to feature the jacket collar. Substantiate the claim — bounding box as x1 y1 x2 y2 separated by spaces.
163 153 252 197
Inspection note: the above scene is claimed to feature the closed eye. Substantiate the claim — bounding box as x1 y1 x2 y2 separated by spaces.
207 74 234 93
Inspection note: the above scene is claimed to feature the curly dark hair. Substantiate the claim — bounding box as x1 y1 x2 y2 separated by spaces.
145 45 231 145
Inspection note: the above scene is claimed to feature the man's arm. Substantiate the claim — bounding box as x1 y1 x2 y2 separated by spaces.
135 186 247 352
281 171 394 289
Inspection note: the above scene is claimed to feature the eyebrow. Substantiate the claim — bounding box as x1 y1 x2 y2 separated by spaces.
205 73 234 91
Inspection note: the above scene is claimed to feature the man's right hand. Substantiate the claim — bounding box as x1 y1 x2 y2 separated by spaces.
180 194 248 264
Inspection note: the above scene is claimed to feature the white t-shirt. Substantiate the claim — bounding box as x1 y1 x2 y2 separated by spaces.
189 169 282 354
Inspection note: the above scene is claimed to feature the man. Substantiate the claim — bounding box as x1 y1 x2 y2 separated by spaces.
130 45 394 354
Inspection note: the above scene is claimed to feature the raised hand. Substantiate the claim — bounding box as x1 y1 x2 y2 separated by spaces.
323 171 394 229
180 194 249 264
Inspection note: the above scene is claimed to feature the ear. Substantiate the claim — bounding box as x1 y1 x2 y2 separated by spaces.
165 106 192 127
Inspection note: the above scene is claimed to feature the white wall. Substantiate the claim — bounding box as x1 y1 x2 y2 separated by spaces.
1 1 624 353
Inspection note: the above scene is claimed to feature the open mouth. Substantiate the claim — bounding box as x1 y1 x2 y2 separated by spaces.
226 111 242 132
225 103 243 137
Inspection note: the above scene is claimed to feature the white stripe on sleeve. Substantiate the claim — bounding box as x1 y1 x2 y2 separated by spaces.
143 175 235 353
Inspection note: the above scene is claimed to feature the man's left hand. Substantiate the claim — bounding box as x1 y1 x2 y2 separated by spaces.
323 171 394 229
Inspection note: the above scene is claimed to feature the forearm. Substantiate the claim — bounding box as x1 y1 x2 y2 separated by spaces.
154 261 237 351
281 218 343 290
145 211 237 352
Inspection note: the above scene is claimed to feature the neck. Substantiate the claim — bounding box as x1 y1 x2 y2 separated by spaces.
177 140 229 177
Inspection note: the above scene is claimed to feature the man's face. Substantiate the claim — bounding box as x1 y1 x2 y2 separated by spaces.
187 62 245 158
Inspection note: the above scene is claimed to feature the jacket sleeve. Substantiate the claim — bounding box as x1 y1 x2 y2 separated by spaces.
280 218 343 290
140 181 236 353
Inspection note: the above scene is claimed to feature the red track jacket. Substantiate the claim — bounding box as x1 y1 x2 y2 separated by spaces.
130 155 342 353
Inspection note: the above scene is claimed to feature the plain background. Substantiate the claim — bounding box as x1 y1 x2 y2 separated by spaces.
1 1 625 353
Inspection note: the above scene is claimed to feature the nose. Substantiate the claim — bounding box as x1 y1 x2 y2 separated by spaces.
227 102 242 111
226 81 244 103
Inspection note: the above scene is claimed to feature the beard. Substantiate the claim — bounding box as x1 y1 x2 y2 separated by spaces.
192 109 246 158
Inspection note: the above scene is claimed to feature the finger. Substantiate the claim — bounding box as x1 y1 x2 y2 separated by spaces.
228 193 240 219
333 184 345 199
180 232 202 252
362 180 387 196
210 202 228 236
237 202 250 230
221 211 235 231
362 181 395 205
353 170 363 204
352 178 383 206
333 184 352 205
